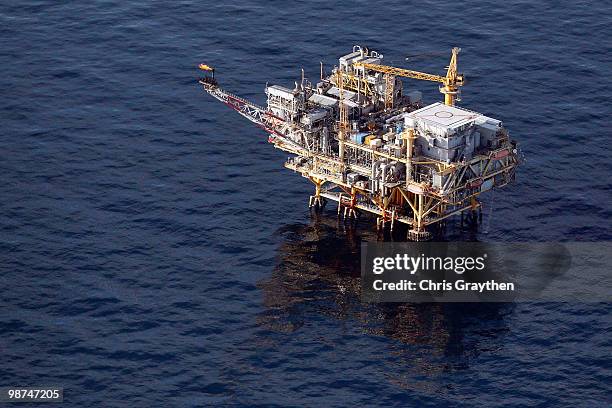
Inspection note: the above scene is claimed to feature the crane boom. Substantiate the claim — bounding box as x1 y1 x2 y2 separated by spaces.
353 47 464 106
353 63 445 83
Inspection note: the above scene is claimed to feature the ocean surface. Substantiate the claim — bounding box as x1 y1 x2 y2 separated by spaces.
1 0 611 406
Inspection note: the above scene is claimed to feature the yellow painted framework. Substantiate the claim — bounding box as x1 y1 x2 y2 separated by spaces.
285 138 518 240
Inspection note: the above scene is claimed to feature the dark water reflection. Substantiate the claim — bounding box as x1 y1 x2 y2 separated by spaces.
259 215 513 378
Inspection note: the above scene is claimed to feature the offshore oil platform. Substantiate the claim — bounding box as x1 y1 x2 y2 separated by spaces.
198 46 519 240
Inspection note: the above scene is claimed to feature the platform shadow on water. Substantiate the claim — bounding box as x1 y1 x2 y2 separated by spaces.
256 213 514 375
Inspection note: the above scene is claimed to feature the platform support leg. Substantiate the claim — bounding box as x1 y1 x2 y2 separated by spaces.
308 177 326 209
408 193 432 241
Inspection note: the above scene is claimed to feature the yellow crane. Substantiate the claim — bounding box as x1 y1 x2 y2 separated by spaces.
353 47 465 106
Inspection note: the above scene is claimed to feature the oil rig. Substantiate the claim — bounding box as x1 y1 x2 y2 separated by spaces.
198 46 519 240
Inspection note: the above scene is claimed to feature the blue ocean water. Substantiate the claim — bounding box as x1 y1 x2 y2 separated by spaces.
1 0 610 406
